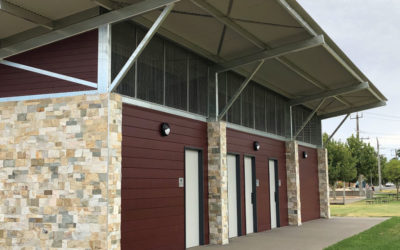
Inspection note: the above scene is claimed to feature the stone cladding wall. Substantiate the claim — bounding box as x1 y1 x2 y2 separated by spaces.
285 141 302 226
207 121 228 245
317 148 330 219
0 93 122 249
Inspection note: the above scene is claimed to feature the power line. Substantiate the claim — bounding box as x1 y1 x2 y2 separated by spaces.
366 112 400 119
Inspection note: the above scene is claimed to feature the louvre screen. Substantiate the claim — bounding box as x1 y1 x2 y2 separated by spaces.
112 20 322 146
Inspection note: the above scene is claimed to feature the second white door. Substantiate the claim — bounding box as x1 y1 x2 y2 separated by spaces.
185 150 199 248
244 157 254 234
227 155 238 238
269 160 277 229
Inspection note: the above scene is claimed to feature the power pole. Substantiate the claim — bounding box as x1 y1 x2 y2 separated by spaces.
377 138 382 191
351 113 364 196
350 112 363 139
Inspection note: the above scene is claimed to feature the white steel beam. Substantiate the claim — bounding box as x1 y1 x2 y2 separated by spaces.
216 35 324 72
0 0 53 29
218 60 265 120
319 101 386 120
293 98 326 139
0 0 179 60
326 113 350 143
0 60 97 88
289 82 369 106
0 90 99 103
109 3 174 92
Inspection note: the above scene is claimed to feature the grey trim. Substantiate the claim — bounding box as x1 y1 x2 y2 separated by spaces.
0 90 99 103
319 101 386 119
218 60 264 120
0 60 97 88
0 0 180 59
326 113 350 143
0 0 53 29
289 82 369 106
227 122 287 142
121 95 207 122
297 140 318 149
294 98 325 139
109 3 174 92
98 24 111 93
216 35 325 72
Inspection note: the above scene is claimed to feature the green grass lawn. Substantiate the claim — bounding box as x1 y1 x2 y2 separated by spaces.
331 200 400 217
325 217 400 250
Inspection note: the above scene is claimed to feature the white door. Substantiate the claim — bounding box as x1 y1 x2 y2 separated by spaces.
269 160 277 229
227 155 238 238
185 150 199 248
244 157 254 234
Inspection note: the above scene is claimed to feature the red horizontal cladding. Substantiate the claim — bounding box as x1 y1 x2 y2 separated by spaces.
123 188 183 200
0 64 94 98
123 206 184 222
299 145 320 222
122 167 183 179
122 197 184 211
226 128 288 235
122 146 185 162
121 103 209 248
7 30 98 82
122 178 179 189
121 225 184 250
0 31 98 98
123 158 182 170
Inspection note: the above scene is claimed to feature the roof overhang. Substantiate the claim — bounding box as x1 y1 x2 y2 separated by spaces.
0 0 387 119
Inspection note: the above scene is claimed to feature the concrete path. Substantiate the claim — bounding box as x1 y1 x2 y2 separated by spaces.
192 217 388 250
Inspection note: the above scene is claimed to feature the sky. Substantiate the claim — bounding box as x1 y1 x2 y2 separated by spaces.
298 0 400 159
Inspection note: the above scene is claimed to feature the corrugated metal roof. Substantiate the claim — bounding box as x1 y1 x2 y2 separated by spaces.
0 0 387 118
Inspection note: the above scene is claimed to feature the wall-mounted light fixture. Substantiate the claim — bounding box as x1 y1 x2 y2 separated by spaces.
303 151 308 159
253 141 260 151
160 122 171 136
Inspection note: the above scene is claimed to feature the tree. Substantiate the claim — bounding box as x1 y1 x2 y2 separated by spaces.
323 134 357 200
347 135 377 194
383 159 400 200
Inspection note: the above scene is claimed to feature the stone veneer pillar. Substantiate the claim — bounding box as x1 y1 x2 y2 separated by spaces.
317 147 331 219
207 121 229 245
285 140 302 226
0 93 122 249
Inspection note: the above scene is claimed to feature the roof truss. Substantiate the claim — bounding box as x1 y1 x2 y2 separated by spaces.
319 101 386 119
0 0 179 60
0 0 53 29
216 35 324 72
289 82 369 106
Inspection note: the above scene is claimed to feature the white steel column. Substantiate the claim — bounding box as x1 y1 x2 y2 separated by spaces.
98 24 111 93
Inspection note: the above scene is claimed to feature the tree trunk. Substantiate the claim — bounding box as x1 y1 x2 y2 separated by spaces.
333 182 337 200
343 180 346 205
397 185 399 201
358 175 363 196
